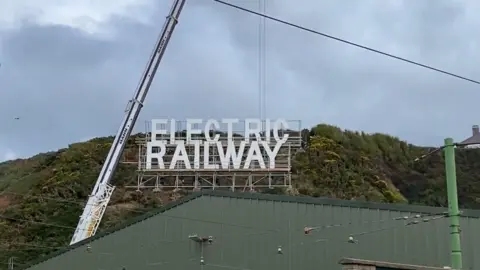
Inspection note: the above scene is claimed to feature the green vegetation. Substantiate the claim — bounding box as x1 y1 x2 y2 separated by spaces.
1 124 480 267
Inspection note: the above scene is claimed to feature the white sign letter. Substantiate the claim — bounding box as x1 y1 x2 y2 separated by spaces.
244 141 266 169
169 118 176 144
146 140 166 169
222 118 239 141
169 141 191 169
264 119 271 143
151 119 168 143
217 141 246 169
205 119 220 142
194 140 200 169
273 118 289 143
245 118 262 143
186 118 202 144
261 141 283 168
203 142 216 169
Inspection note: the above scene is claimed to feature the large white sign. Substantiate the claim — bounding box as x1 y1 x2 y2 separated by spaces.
146 118 289 170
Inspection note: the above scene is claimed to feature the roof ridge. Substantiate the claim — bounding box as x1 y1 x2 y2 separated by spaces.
201 190 480 218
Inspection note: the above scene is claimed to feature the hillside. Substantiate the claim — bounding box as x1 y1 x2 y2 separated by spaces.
1 124 480 267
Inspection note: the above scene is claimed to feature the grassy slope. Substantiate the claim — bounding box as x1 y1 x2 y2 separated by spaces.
1 124 480 267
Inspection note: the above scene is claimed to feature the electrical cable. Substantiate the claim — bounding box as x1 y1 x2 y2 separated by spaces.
257 0 262 119
0 230 279 259
303 211 447 233
349 214 446 238
0 212 279 233
0 214 81 230
0 212 446 247
0 230 277 252
0 214 448 251
0 242 61 250
0 214 447 269
0 192 450 268
1 191 452 234
1 214 446 267
0 191 148 214
413 140 480 162
293 214 447 248
261 0 267 120
0 261 27 266
0 225 282 269
0 192 279 232
213 0 480 85
0 191 454 269
257 0 267 123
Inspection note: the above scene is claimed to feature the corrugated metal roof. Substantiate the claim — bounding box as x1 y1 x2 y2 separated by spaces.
20 190 480 269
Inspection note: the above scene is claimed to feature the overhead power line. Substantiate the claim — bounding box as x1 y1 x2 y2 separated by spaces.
412 140 480 162
297 214 447 247
0 214 447 252
303 212 447 234
0 191 450 252
1 191 449 235
0 215 79 230
0 214 448 270
0 192 449 268
213 0 480 85
0 192 278 232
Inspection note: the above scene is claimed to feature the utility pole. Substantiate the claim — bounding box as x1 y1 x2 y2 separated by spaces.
443 138 462 269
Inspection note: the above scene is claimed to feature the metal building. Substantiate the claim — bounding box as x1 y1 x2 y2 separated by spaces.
21 191 480 270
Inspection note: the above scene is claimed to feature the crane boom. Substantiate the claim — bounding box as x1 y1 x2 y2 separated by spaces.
70 0 186 245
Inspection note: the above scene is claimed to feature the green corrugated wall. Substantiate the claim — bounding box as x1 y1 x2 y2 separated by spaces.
25 194 480 270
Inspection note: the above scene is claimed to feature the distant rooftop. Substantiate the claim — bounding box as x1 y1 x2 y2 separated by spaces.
460 125 480 146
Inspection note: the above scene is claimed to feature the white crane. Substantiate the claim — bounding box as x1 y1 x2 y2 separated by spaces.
70 0 186 245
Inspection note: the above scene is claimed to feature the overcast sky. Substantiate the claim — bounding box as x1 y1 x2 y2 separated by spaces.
1 0 480 161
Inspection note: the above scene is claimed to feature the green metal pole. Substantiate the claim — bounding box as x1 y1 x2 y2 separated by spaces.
444 138 462 269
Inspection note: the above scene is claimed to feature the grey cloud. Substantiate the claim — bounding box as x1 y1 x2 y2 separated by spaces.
1 0 480 161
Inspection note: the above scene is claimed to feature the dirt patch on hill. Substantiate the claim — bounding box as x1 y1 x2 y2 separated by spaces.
0 195 11 210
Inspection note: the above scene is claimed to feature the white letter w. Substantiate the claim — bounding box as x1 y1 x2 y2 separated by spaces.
217 141 246 169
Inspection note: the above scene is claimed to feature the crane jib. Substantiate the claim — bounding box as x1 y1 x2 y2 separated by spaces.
69 0 186 246
118 125 130 145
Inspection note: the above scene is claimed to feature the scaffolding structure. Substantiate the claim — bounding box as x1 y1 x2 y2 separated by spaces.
123 120 302 192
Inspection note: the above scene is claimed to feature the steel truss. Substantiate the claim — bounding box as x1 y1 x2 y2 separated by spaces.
125 170 292 192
